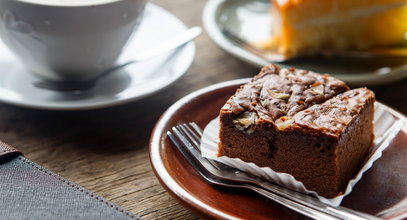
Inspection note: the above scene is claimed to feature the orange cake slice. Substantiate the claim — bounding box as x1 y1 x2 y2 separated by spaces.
265 0 407 58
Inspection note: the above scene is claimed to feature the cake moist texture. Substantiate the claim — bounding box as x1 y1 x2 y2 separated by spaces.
218 64 375 198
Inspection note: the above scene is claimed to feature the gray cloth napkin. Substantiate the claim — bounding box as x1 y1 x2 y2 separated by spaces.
0 142 140 220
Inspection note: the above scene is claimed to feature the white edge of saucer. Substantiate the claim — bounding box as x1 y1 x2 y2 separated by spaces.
0 3 195 111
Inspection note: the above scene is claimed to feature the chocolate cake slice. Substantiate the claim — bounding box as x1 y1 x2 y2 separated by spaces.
218 64 375 198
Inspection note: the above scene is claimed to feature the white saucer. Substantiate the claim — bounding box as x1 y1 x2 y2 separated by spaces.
203 0 407 86
0 3 195 110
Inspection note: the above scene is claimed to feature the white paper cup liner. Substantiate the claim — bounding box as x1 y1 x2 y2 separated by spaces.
201 103 405 206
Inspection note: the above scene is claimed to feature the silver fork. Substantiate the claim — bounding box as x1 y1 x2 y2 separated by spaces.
167 122 380 220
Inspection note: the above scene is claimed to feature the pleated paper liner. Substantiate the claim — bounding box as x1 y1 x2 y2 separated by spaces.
201 102 406 208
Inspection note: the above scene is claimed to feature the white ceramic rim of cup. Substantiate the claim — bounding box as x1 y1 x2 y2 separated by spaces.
16 0 123 7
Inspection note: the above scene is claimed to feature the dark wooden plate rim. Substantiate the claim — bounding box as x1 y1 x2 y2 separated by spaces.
149 78 407 219
149 78 249 219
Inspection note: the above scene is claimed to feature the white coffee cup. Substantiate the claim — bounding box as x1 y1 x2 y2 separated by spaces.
0 0 147 82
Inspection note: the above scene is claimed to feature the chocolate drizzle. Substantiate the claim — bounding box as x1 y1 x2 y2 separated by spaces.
222 64 350 125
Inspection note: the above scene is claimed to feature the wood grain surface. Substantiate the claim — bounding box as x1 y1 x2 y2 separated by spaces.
0 0 406 219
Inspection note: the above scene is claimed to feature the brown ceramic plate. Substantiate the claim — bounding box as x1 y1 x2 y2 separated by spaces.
149 79 407 219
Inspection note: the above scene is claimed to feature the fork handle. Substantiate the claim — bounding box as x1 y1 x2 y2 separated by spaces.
257 182 379 220
247 184 340 220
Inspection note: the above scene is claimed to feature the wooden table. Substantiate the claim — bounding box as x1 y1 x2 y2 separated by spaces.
0 0 406 219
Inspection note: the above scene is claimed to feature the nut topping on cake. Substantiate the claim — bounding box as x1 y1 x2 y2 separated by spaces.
233 111 259 133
